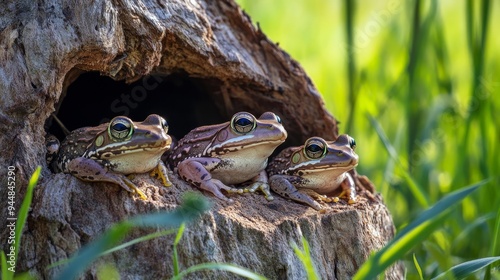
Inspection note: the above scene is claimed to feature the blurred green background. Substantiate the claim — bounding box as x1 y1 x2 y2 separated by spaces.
237 0 499 278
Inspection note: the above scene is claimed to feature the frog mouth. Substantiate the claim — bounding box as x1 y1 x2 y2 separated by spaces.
206 137 285 155
92 141 171 157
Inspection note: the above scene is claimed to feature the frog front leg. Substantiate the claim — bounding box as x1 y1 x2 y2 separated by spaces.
177 157 236 202
66 157 147 200
269 175 322 210
337 172 356 204
244 170 274 201
150 161 173 187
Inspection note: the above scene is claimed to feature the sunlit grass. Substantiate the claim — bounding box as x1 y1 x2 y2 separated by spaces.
237 0 499 278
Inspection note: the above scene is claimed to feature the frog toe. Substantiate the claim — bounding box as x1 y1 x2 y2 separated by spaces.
151 162 173 187
134 189 148 200
270 176 321 210
158 172 173 187
245 182 274 201
200 179 233 202
227 188 244 194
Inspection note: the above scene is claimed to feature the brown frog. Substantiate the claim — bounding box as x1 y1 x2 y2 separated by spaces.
48 114 172 199
267 135 358 210
168 112 287 202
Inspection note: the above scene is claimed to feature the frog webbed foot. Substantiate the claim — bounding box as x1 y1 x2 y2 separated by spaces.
67 157 147 200
242 181 274 201
269 175 322 211
301 189 339 203
178 158 236 203
241 171 274 201
335 190 356 204
120 176 148 200
199 179 235 204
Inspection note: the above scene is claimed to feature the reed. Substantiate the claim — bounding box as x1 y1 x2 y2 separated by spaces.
237 0 500 278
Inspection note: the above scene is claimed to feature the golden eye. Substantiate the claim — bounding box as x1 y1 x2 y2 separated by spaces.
304 137 327 159
108 117 134 140
230 112 256 134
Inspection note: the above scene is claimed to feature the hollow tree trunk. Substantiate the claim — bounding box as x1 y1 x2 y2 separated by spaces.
0 0 404 279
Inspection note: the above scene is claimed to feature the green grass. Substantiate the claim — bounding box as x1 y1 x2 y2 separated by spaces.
291 237 320 280
1 166 40 280
48 192 209 279
170 222 267 280
237 0 500 278
4 171 264 279
49 192 266 280
6 1 500 279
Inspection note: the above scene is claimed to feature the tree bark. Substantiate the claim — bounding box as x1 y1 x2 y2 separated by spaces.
0 0 404 279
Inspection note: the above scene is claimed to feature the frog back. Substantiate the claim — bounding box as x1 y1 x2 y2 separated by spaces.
266 146 300 176
55 125 105 171
168 122 228 167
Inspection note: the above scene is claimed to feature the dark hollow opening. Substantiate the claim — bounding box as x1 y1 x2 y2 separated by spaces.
46 71 226 142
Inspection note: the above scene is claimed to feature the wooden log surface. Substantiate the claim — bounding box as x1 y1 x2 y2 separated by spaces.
0 0 404 278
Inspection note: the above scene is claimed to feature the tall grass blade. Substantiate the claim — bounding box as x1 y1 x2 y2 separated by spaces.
1 251 10 280
101 229 176 257
344 0 357 133
15 166 41 258
172 223 186 276
393 180 486 242
419 95 453 141
492 207 500 256
54 223 134 280
461 0 492 184
170 263 267 280
48 229 177 269
407 0 421 170
413 253 424 280
453 212 496 247
353 180 486 279
432 256 500 280
174 223 186 245
1 167 41 280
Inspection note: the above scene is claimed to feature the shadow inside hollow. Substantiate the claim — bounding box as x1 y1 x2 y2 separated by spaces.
46 71 226 141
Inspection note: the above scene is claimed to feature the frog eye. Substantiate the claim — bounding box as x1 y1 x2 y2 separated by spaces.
276 115 282 124
230 112 256 134
349 138 356 150
304 137 327 159
108 117 134 140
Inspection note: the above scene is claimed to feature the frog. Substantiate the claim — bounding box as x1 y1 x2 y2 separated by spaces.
266 134 358 210
47 114 172 200
168 111 287 202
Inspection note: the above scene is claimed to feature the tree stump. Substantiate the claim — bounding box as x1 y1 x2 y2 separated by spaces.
0 0 404 279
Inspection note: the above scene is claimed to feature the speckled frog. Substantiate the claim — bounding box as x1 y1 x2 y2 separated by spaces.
47 114 172 200
168 112 287 202
267 134 358 210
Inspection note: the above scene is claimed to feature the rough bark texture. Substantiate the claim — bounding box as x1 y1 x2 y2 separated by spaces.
0 0 404 279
